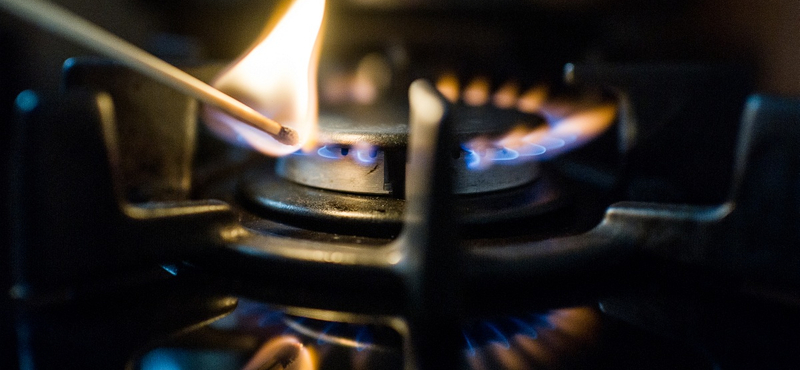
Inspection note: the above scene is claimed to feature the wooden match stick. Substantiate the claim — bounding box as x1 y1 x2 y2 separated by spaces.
0 0 299 146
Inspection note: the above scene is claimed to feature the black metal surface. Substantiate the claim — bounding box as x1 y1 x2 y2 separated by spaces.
565 63 753 204
209 91 800 368
8 88 240 369
398 81 464 370
1 0 799 367
1 30 25 370
239 164 562 237
15 268 237 370
62 57 220 202
6 60 800 370
136 302 717 370
8 89 238 292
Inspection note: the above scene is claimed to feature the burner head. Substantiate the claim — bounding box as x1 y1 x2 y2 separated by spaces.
239 102 563 237
277 103 544 195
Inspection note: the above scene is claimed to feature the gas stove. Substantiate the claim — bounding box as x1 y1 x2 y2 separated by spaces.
4 1 800 370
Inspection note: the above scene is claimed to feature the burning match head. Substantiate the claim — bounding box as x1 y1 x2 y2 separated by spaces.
276 126 300 146
271 341 302 369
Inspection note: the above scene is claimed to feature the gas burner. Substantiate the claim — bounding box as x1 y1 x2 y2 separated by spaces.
283 104 543 195
134 299 712 370
13 40 797 370
238 102 563 237
143 299 607 370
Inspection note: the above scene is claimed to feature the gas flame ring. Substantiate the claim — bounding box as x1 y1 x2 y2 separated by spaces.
436 74 617 170
238 301 601 370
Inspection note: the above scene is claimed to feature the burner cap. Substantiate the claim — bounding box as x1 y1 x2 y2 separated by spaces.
239 168 561 237
238 103 562 237
279 103 545 195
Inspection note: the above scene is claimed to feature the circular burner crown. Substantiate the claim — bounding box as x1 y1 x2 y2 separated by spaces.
278 103 545 195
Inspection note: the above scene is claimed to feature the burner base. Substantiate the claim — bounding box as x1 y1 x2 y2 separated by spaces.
238 165 563 237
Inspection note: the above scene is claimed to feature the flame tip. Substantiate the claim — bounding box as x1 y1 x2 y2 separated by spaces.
205 0 324 157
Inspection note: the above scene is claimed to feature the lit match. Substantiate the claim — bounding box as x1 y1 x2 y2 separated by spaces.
0 0 299 146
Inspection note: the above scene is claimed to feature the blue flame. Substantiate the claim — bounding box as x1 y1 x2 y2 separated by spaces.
463 331 477 357
492 147 519 161
317 146 342 159
317 145 379 165
539 137 565 149
258 310 284 327
464 147 482 169
561 134 578 144
510 318 538 338
318 323 338 345
517 144 547 157
355 327 373 352
161 264 179 276
139 350 182 370
462 312 552 352
464 143 548 168
484 323 510 349
355 147 378 164
529 313 555 329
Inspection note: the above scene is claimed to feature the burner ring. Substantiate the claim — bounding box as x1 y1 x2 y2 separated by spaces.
238 166 563 237
277 146 542 195
280 104 546 195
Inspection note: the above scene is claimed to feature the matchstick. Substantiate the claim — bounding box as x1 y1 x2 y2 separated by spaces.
0 0 299 146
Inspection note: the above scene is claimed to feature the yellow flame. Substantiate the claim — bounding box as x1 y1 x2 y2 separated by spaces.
435 72 460 103
241 336 315 370
463 76 491 106
492 81 520 109
517 85 548 113
203 0 326 156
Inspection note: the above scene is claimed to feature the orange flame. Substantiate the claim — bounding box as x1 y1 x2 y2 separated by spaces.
492 81 520 109
463 103 617 170
435 73 460 103
436 75 616 170
203 0 326 156
463 76 491 106
516 85 548 113
241 336 316 370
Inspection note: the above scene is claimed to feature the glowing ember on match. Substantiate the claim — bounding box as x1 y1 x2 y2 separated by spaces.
203 0 326 156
